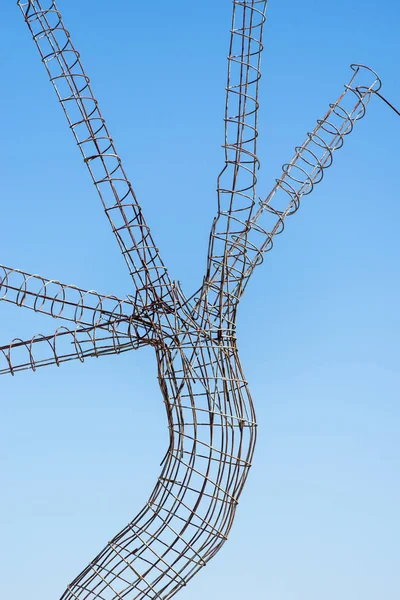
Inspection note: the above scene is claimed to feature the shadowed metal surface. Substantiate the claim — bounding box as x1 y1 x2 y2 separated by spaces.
1 1 396 599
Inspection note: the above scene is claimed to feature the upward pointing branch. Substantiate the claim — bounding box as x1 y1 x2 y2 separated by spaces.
17 0 173 311
208 64 382 326
204 0 267 325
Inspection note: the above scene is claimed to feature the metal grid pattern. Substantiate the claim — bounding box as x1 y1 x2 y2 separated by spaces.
2 1 392 599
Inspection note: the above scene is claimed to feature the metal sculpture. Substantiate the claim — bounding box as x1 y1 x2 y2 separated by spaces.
1 1 398 599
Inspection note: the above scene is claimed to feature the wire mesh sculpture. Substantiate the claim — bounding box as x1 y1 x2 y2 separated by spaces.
2 1 398 599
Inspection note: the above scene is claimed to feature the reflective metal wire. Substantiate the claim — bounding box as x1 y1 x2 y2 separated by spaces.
2 1 396 599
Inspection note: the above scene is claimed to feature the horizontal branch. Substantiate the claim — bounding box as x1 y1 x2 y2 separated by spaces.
0 318 149 376
0 265 136 326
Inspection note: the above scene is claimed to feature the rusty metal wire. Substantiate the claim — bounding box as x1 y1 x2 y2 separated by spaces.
0 265 135 326
2 1 397 599
0 322 141 375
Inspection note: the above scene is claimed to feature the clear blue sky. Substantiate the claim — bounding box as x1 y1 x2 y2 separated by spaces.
0 1 399 599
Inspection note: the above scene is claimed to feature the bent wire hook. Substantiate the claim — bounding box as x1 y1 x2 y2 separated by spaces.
1 1 397 599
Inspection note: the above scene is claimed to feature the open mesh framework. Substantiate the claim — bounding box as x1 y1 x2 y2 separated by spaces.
1 1 389 599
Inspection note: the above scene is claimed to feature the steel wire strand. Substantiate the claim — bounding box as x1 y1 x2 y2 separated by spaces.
17 0 173 310
204 1 267 322
203 64 382 326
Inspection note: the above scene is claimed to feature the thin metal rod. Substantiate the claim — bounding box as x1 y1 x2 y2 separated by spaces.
375 91 400 117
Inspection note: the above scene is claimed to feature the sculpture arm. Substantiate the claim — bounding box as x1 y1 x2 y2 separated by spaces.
0 318 147 376
204 1 267 316
17 1 173 309
0 265 136 326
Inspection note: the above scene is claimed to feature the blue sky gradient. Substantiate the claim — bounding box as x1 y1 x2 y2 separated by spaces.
0 1 399 599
